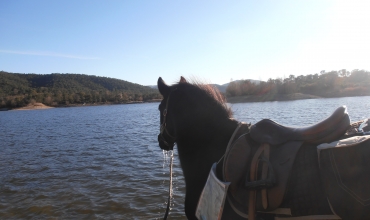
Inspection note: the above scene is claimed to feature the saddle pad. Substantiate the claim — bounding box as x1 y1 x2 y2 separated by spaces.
318 135 370 220
196 163 230 220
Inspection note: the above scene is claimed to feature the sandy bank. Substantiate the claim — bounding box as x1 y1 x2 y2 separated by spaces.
14 103 54 110
227 93 321 103
12 100 161 110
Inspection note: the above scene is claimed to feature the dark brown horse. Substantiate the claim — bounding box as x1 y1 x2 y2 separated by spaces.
157 77 370 220
158 77 242 219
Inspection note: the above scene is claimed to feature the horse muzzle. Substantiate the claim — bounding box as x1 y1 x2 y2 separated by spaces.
158 134 175 151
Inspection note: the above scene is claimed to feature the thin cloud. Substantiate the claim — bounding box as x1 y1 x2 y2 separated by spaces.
0 49 100 60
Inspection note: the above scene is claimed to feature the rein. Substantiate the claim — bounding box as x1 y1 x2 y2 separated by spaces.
163 151 174 220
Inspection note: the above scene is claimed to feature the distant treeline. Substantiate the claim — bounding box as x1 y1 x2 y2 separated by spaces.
226 69 370 98
0 71 161 108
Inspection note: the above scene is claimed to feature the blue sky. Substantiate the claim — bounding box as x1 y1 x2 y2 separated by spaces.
1 1 369 86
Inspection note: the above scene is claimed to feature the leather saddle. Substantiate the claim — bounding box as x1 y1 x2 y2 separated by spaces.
222 106 350 219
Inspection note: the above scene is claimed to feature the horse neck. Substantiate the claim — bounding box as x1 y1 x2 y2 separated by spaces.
188 115 236 140
176 116 238 178
175 116 238 219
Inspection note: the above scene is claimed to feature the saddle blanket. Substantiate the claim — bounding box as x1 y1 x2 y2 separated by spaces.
196 163 230 220
318 135 370 220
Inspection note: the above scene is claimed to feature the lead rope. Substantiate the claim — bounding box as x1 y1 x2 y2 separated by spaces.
163 151 174 220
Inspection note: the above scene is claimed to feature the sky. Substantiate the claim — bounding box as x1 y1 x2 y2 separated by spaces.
1 0 370 86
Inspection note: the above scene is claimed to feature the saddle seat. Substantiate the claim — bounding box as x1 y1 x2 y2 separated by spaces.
222 106 350 219
250 106 350 145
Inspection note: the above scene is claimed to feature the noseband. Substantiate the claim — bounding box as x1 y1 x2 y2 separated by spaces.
159 89 177 149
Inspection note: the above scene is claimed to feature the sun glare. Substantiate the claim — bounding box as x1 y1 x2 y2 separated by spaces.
305 0 370 70
264 0 370 81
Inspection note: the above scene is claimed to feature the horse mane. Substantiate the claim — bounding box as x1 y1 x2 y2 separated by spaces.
175 79 233 118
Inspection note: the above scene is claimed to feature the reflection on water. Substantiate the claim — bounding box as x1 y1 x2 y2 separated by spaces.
0 96 369 219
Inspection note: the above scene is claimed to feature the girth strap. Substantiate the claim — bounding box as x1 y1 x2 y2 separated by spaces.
248 144 271 220
248 145 264 220
261 144 270 209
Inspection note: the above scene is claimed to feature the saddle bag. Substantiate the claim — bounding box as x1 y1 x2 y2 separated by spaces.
196 163 230 220
318 135 370 220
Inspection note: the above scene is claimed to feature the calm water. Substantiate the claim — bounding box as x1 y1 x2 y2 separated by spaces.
1 96 369 219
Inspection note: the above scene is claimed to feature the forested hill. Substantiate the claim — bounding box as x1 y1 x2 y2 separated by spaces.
225 69 370 99
0 71 161 108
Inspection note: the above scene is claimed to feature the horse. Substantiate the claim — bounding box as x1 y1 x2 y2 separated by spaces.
157 76 370 220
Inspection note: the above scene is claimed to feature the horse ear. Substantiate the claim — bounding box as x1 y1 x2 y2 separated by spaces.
179 76 187 83
157 77 170 96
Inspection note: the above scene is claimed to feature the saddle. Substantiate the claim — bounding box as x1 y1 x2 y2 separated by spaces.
222 106 350 219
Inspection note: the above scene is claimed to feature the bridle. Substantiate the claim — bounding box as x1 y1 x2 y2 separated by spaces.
159 89 177 150
159 89 177 220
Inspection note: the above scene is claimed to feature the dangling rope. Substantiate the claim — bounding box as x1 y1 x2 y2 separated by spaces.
163 151 174 220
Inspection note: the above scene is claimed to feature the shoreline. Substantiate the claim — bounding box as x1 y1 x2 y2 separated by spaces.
10 100 162 111
226 93 370 103
5 95 369 111
226 93 321 103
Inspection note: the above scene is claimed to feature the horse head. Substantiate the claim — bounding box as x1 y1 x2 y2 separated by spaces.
157 76 233 151
157 76 187 150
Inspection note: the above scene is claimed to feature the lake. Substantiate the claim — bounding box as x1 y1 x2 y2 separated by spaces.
1 96 369 219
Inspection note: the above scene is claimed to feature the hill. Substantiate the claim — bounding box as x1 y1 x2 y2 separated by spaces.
224 69 370 101
212 79 261 93
0 71 161 109
148 79 261 93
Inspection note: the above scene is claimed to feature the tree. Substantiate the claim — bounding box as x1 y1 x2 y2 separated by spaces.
226 81 241 97
350 69 369 82
339 69 350 77
44 96 53 105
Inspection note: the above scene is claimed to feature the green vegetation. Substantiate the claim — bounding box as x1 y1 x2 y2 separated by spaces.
0 71 161 109
226 69 370 99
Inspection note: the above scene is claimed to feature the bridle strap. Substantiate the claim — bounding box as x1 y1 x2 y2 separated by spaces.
160 89 177 145
161 89 177 220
